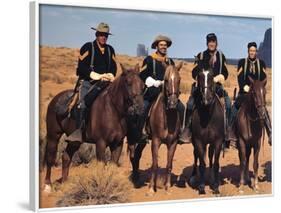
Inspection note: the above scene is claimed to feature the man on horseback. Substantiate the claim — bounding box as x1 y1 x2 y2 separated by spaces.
65 22 117 143
228 42 272 145
179 33 232 144
131 35 184 144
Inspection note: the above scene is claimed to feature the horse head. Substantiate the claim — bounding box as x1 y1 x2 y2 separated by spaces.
120 63 145 116
248 76 267 120
197 62 216 106
163 62 183 109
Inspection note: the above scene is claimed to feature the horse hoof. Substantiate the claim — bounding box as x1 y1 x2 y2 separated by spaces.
212 187 220 195
165 187 172 195
198 185 206 195
146 188 155 197
238 186 244 194
43 184 52 193
253 185 259 193
189 176 197 186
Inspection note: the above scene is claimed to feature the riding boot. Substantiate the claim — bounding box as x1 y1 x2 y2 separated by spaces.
264 108 272 146
225 105 238 148
178 107 192 144
137 114 149 144
65 108 86 143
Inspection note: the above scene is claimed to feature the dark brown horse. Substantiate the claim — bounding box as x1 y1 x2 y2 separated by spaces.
235 77 267 193
129 63 183 195
43 64 144 192
189 69 225 195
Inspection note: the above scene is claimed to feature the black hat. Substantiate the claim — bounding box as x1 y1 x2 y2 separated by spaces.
206 33 217 43
247 42 257 49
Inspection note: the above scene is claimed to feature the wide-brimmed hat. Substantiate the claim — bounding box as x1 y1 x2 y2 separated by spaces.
151 35 172 49
91 22 112 35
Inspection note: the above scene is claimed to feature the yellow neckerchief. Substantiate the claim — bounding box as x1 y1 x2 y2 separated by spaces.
96 40 105 54
151 52 168 63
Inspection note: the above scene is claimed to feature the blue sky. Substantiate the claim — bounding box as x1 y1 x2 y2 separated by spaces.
39 4 271 58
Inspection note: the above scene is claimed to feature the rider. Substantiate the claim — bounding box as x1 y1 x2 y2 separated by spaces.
179 33 232 144
131 35 185 144
65 22 117 143
228 42 272 145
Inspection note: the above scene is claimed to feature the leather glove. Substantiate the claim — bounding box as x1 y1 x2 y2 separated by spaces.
145 76 157 87
213 74 225 84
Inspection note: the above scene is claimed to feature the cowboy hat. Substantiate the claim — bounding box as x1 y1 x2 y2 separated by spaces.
91 22 112 35
151 35 172 49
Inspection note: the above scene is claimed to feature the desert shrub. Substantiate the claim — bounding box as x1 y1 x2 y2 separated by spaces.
56 161 133 207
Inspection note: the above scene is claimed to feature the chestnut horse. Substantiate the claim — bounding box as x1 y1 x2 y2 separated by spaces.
235 76 267 193
129 63 183 195
43 64 144 192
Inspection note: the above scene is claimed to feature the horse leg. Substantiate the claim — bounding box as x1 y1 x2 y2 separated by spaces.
253 141 261 192
61 142 81 182
44 132 62 193
147 137 160 196
110 142 124 166
212 142 222 194
165 142 177 193
132 143 146 184
245 145 251 186
197 142 206 195
189 148 198 186
96 139 107 162
208 145 214 183
238 137 247 193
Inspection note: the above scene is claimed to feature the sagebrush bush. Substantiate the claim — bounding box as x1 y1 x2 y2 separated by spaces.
56 160 133 207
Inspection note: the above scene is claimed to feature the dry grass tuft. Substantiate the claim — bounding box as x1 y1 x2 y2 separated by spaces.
56 160 133 207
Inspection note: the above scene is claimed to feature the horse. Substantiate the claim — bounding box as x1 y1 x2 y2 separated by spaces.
129 62 183 195
235 76 267 193
43 64 144 192
189 68 225 195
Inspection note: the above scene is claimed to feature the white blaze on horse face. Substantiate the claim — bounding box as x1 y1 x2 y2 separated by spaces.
203 70 209 97
171 72 175 94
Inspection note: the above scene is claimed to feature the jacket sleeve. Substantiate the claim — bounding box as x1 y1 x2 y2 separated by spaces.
221 53 229 80
109 46 117 76
259 59 267 81
192 53 201 80
139 56 151 83
76 42 92 79
237 59 246 91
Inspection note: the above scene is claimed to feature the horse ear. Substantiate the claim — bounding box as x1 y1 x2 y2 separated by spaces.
248 75 254 84
134 63 140 73
176 61 183 72
120 63 128 75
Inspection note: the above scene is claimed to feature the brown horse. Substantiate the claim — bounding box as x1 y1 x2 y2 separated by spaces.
189 68 225 195
140 63 183 195
235 76 267 193
43 64 144 192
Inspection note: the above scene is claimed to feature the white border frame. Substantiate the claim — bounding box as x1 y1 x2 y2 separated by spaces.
30 0 274 212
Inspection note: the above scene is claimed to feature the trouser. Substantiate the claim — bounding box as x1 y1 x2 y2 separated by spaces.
230 94 272 143
128 98 185 142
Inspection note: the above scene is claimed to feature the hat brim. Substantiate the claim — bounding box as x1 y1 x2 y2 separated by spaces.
91 27 112 35
151 40 172 49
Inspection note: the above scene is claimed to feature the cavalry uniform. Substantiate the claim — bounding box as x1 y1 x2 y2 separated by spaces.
65 23 117 143
230 42 271 144
179 33 232 143
130 35 184 143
